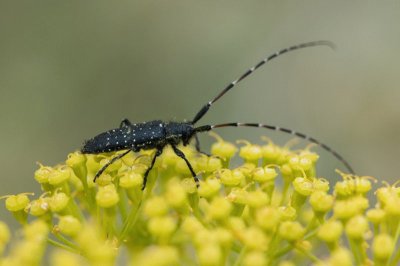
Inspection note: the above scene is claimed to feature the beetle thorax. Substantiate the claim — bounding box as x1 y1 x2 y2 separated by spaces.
165 122 194 145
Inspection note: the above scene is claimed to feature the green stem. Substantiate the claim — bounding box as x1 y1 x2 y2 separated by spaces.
47 238 79 254
295 245 322 264
348 238 361 265
118 201 143 245
273 230 318 259
54 233 79 251
388 220 400 266
233 246 247 266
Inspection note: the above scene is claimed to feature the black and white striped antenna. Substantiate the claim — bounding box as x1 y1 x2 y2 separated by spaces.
192 41 354 174
191 40 335 124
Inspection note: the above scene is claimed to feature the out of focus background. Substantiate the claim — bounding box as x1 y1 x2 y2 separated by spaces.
1 2 399 227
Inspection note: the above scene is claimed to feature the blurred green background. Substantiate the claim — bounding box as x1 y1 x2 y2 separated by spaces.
1 1 400 228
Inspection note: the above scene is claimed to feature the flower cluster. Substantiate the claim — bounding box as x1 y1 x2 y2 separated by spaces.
1 134 400 266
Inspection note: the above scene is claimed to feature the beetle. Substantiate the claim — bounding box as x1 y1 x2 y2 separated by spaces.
81 40 354 189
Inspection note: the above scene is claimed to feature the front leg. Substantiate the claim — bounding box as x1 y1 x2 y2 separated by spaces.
172 145 199 187
194 134 210 157
119 118 132 128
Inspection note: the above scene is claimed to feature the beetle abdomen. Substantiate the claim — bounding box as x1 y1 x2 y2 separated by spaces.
81 120 166 154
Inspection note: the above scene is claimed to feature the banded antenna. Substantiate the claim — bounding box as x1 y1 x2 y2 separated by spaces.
191 40 335 124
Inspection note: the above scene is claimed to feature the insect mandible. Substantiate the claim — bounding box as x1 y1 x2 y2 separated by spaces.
81 40 354 189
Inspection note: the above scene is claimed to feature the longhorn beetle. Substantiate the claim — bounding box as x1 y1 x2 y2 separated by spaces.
81 40 354 189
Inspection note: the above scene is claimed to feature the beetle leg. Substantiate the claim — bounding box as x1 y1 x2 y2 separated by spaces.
142 148 163 190
119 119 132 128
194 134 211 157
93 149 131 182
172 145 199 187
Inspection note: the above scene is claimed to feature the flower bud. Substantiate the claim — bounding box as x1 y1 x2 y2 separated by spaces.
193 229 218 247
95 184 119 208
299 150 319 164
373 234 394 260
334 197 367 220
345 215 369 240
214 228 232 248
57 215 82 237
334 180 353 197
246 190 269 209
252 166 278 183
5 193 30 212
210 134 237 160
0 221 10 245
376 187 393 205
66 152 87 178
288 155 301 170
239 141 262 163
144 196 168 217
242 227 269 250
50 249 84 266
313 178 329 192
219 169 244 187
24 219 49 241
198 244 222 266
383 195 400 216
256 207 280 231
181 216 204 235
119 171 143 188
48 166 71 186
29 197 50 216
228 217 246 235
278 261 295 266
261 142 279 162
243 251 266 266
208 197 232 220
278 221 305 242
181 177 197 194
165 179 187 208
148 216 176 238
355 177 372 194
328 248 353 266
310 191 334 213
34 164 53 184
366 208 385 225
293 177 313 196
317 220 343 243
227 188 248 205
136 246 179 266
198 177 221 198
49 192 69 213
278 206 297 221
204 157 222 173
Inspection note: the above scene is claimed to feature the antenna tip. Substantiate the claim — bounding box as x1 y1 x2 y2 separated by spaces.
319 40 337 51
